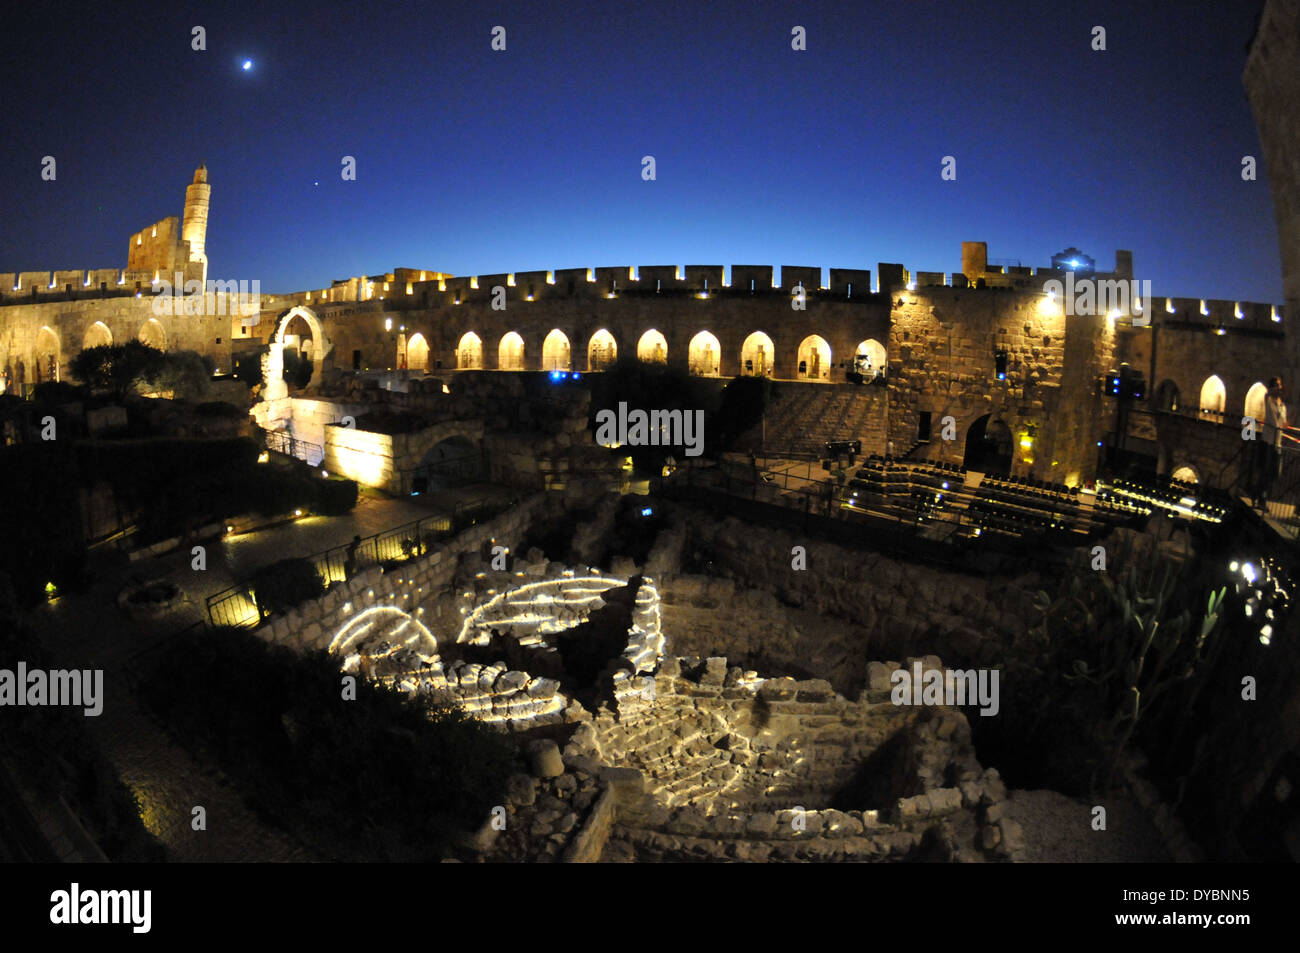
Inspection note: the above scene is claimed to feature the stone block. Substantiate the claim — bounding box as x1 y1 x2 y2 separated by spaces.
526 739 565 778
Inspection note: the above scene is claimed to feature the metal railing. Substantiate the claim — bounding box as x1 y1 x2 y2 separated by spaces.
264 429 324 465
205 491 518 629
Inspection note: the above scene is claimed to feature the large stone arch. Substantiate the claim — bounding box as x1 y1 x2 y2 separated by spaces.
265 306 330 401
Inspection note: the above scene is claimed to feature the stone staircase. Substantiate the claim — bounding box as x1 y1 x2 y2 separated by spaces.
743 384 886 457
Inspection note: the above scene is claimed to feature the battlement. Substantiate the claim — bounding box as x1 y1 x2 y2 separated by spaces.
281 264 886 308
274 262 1283 337
0 264 213 306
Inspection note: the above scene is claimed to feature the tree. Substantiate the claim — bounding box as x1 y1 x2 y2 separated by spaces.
144 349 213 400
70 341 165 401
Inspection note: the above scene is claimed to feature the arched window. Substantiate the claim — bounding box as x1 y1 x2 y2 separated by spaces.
797 334 832 381
1170 465 1199 485
637 329 667 364
740 331 774 377
406 333 430 373
457 332 483 369
498 331 525 371
1244 381 1267 423
84 321 113 349
542 329 571 371
687 331 721 376
854 339 887 378
587 329 617 371
1198 375 1225 418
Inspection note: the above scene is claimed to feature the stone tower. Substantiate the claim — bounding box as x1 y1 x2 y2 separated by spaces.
182 165 210 284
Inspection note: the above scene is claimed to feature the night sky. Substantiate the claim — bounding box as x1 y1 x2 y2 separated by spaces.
0 0 1281 302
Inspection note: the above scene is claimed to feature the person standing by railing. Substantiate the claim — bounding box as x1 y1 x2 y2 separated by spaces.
1256 377 1289 510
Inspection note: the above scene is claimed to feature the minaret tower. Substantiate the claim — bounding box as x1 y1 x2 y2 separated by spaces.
182 164 210 284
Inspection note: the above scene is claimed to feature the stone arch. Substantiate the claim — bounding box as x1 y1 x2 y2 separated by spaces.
498 331 525 371
740 331 774 377
797 334 832 381
542 329 571 371
1198 374 1226 418
84 321 112 350
1245 381 1267 422
409 434 487 494
963 414 1013 475
854 338 887 378
1170 464 1199 485
138 318 167 351
588 329 617 371
457 331 483 369
406 332 430 373
1154 379 1180 412
687 330 721 377
35 326 60 384
637 329 667 364
267 306 330 399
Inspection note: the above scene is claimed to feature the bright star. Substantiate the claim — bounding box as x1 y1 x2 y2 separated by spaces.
242 60 252 70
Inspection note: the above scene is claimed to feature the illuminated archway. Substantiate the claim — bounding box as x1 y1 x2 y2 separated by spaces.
797 334 832 381
457 331 483 369
138 318 167 351
687 331 721 377
406 333 429 373
263 306 331 401
542 329 571 371
588 329 617 370
35 326 60 384
1198 374 1225 418
1245 381 1267 423
740 331 774 377
84 321 112 350
637 329 667 364
1170 465 1199 485
854 339 886 378
498 331 525 371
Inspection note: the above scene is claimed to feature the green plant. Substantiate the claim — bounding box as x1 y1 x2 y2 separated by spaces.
1033 549 1227 793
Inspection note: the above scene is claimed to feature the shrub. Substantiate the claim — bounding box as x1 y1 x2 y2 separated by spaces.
250 557 324 616
315 476 358 515
140 627 516 861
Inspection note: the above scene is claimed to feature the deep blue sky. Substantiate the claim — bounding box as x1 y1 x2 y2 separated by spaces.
0 0 1282 302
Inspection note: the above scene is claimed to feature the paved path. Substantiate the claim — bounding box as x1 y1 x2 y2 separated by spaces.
22 482 515 861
